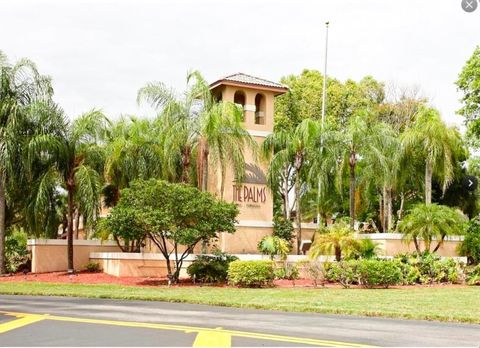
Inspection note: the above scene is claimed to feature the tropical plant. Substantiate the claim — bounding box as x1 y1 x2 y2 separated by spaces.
351 238 381 259
138 72 257 197
337 113 395 229
103 116 162 207
0 52 55 274
262 118 321 253
401 107 463 205
257 235 290 260
31 109 110 272
309 221 357 261
398 204 466 253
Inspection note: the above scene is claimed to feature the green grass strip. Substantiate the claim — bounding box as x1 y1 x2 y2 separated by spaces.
0 282 479 324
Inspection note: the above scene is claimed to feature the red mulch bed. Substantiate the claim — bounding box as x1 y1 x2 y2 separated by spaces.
0 271 318 288
0 272 469 289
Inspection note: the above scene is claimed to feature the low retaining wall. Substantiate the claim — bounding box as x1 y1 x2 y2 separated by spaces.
90 252 335 278
28 239 121 273
358 233 464 257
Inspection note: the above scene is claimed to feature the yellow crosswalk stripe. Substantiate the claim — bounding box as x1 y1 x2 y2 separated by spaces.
0 314 48 334
193 329 232 347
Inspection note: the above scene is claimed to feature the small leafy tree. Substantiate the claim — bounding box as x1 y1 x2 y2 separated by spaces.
309 221 357 261
459 217 480 265
272 215 294 243
100 208 146 252
106 179 238 283
398 204 466 254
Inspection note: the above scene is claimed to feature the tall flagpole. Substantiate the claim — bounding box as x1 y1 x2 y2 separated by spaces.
321 21 329 127
318 21 329 227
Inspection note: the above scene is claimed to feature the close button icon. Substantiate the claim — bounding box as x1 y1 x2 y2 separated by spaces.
462 0 478 12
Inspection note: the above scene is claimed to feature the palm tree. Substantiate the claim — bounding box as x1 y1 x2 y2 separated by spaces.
398 203 466 253
401 107 462 205
138 72 256 198
197 101 256 198
262 129 294 220
103 116 162 206
309 221 356 261
0 52 53 274
32 109 110 272
361 122 400 232
263 119 320 254
338 113 393 229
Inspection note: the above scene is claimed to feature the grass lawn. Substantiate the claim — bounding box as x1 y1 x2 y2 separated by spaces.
0 282 479 324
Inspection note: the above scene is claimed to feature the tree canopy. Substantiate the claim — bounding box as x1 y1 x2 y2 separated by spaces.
104 179 238 282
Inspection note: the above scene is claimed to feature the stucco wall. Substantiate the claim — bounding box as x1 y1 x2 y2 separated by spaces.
358 233 463 257
89 253 194 278
28 239 121 273
215 224 317 254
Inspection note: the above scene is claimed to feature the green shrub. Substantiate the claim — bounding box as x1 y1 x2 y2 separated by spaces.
85 261 101 273
5 228 30 273
394 252 463 284
297 260 324 287
459 218 480 265
272 215 294 242
324 261 358 288
325 259 402 288
466 265 480 285
228 260 274 287
274 263 299 280
187 252 238 283
393 260 421 285
357 259 402 288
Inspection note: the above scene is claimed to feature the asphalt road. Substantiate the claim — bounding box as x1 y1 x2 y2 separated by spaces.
0 295 480 347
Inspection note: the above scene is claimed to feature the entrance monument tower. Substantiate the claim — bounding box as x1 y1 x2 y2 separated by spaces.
209 73 288 253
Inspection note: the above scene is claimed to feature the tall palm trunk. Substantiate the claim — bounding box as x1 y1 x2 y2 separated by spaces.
198 138 209 192
395 192 405 232
220 163 226 200
379 193 385 232
74 209 80 239
284 166 290 220
66 178 75 273
384 187 393 232
180 146 191 184
0 174 6 275
295 175 302 254
349 151 356 229
425 159 433 205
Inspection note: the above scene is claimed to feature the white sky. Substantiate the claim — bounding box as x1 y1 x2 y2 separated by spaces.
0 0 479 127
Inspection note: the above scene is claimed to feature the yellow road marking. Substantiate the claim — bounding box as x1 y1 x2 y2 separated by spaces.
0 313 48 334
0 310 374 347
193 329 232 347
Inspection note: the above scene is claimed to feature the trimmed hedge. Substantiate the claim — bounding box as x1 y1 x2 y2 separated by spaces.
227 260 275 287
357 259 402 288
325 259 402 288
187 252 238 283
